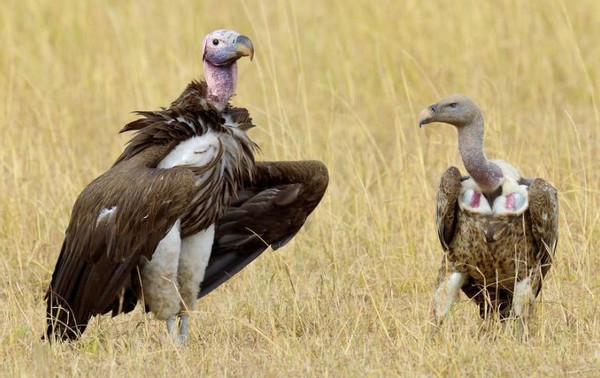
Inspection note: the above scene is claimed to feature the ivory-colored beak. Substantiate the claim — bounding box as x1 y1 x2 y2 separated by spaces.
233 35 254 61
418 108 435 127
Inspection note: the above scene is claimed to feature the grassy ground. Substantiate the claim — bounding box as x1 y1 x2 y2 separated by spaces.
1 0 599 376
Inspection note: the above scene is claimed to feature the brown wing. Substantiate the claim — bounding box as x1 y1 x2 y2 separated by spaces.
45 159 196 341
436 166 462 251
527 178 559 286
198 160 328 298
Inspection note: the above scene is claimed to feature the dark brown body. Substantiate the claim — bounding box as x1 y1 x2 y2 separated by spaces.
45 81 329 341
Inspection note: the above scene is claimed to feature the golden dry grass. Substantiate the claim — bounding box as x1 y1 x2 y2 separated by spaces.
1 0 599 376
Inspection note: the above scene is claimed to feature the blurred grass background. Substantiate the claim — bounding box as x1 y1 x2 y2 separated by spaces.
1 0 599 375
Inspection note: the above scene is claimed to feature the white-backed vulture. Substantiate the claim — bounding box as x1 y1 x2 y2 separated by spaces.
419 94 558 332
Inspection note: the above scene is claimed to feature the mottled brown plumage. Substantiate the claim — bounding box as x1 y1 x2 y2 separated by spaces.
436 169 558 319
419 95 559 330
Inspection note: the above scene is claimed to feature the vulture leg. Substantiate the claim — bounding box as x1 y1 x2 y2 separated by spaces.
512 275 534 340
141 221 182 320
433 269 467 326
166 316 176 334
165 314 190 343
179 314 190 343
173 225 215 342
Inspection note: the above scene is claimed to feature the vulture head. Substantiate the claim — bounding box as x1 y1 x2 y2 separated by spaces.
418 94 505 194
418 94 482 128
202 29 254 111
202 29 254 66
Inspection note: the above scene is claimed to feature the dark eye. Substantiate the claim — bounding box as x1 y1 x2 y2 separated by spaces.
212 39 219 46
448 103 458 109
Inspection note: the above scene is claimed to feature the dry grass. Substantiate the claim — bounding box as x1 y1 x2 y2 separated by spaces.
1 0 599 376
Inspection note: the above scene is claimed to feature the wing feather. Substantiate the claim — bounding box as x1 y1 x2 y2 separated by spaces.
45 160 196 341
436 166 462 251
198 160 328 298
527 178 559 281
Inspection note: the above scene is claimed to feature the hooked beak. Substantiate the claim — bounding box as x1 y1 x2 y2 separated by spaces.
233 35 254 61
203 34 255 67
418 105 437 127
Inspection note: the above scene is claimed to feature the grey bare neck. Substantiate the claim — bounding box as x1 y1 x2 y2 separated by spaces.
457 113 504 194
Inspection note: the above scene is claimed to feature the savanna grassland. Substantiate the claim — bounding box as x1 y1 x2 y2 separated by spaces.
1 0 599 376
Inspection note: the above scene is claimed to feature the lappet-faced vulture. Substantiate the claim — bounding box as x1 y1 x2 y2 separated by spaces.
45 29 328 342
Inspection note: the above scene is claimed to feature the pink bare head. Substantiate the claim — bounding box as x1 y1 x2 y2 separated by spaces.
201 29 254 111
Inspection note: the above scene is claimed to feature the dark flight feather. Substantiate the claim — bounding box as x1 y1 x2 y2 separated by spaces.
199 160 328 298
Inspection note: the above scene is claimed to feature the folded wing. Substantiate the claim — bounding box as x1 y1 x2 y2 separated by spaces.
527 178 559 289
46 158 196 340
436 166 462 251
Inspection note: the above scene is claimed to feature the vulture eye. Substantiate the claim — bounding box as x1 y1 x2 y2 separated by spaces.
448 103 458 109
212 39 219 46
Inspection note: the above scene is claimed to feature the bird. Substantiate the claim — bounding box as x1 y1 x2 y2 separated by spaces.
45 29 329 342
418 94 558 333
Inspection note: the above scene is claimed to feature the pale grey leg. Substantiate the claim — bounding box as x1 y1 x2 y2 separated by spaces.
172 225 215 345
166 314 190 344
166 316 177 335
178 314 190 344
433 271 468 326
512 276 534 340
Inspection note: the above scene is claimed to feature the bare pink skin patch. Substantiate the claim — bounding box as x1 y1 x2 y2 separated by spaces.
505 193 516 211
470 190 481 208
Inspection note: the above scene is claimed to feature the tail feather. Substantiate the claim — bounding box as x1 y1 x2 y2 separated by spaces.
45 290 89 342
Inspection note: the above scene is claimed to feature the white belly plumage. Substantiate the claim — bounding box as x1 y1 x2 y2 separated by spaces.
142 131 220 320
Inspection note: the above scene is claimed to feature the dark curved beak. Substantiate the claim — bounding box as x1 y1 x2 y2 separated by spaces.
418 105 437 127
233 35 254 61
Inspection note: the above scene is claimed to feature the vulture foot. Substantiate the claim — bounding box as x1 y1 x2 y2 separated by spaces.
166 314 190 345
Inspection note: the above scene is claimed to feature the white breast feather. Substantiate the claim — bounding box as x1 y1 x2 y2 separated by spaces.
492 179 529 216
492 159 521 181
459 179 492 215
158 131 220 169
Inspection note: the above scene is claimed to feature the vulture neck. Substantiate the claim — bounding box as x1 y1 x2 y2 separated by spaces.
457 114 504 194
204 61 238 112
